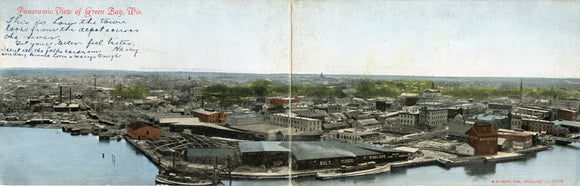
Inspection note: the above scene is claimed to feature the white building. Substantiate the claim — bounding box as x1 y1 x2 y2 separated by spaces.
264 113 323 133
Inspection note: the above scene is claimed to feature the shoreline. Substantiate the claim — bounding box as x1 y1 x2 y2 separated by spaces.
0 125 558 181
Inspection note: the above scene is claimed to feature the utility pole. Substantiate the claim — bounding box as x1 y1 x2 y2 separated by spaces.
228 155 232 186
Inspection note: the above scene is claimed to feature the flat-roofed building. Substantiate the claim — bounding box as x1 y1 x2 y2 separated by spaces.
314 104 342 113
193 108 226 123
398 112 419 128
264 113 323 133
227 113 261 125
552 120 580 133
557 108 577 121
521 118 553 134
269 97 299 107
469 113 509 130
515 106 551 120
326 128 381 144
419 106 448 128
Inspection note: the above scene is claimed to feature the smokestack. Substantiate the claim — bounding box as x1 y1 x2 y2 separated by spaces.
69 86 72 104
520 78 523 100
59 86 63 103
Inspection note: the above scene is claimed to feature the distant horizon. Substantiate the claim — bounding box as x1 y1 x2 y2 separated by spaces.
1 67 579 80
2 1 579 79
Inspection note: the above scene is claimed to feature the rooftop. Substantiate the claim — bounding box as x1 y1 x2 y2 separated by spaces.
161 117 241 132
469 114 506 121
466 121 498 137
238 141 290 153
279 141 380 161
193 108 219 115
552 120 580 128
228 113 259 120
127 122 152 130
356 118 380 126
230 123 285 133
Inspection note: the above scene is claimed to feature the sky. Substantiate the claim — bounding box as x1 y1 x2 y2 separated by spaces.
1 0 580 78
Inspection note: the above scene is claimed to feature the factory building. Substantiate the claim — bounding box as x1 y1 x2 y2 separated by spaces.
269 98 300 107
193 108 227 123
326 128 381 144
419 106 448 128
557 108 577 121
264 113 323 133
466 121 498 156
127 122 161 140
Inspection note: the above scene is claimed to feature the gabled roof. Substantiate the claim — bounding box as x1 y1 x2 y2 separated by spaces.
128 122 151 130
356 118 380 126
466 121 498 137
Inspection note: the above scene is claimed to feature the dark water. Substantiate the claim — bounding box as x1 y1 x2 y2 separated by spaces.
1 127 577 185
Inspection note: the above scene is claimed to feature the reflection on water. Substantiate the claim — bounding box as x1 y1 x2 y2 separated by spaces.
464 162 496 176
98 139 111 144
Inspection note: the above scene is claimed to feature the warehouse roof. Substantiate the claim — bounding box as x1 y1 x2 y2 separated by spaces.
238 141 290 153
552 120 580 128
279 141 380 161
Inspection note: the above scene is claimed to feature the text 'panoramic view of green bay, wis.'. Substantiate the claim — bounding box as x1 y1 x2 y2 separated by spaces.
1 0 579 185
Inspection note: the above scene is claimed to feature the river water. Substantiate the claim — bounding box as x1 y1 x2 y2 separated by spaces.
0 127 577 185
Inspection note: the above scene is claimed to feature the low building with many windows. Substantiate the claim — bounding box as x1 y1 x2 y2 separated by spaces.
264 113 323 133
419 106 448 128
326 128 381 144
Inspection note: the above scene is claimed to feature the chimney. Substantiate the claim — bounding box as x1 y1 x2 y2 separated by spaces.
59 86 63 103
69 86 72 104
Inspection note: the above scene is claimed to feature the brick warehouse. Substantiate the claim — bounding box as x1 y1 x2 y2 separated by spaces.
193 108 227 123
466 121 498 156
127 122 161 140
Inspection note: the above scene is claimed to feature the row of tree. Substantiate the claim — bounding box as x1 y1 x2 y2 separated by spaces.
354 79 437 98
201 79 343 104
442 87 580 100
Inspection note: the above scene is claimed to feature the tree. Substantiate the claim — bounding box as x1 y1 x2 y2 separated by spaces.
112 86 149 99
249 79 273 97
